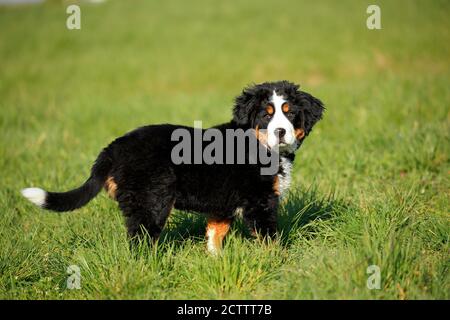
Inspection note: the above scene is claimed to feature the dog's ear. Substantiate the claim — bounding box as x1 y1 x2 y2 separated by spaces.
232 85 265 127
294 89 325 136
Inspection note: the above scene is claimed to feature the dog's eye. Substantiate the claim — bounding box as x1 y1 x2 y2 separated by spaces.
265 105 274 115
264 105 274 120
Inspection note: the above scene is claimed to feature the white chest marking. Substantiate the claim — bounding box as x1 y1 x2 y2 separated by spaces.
277 156 292 197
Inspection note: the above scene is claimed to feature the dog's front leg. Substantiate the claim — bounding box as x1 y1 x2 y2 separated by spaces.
243 195 278 239
205 218 233 255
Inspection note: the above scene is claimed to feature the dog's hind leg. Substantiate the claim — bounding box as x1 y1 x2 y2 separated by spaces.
123 196 175 244
117 167 176 244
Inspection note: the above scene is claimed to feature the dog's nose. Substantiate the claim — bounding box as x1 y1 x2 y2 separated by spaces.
274 128 286 139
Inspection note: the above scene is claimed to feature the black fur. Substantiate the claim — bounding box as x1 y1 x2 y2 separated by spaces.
44 149 113 212
27 81 324 243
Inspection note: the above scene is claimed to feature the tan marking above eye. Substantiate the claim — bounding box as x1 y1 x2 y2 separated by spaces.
295 128 305 140
265 105 274 115
282 103 290 113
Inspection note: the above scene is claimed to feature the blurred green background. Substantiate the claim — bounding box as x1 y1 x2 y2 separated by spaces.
0 0 448 299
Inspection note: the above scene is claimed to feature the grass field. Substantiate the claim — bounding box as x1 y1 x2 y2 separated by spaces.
0 0 449 299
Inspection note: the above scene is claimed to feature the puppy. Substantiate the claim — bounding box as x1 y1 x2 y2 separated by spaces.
22 81 324 254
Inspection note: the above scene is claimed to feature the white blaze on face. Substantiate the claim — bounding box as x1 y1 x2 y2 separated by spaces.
267 91 296 148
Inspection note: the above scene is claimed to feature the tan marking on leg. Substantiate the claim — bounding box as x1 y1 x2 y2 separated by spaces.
295 128 305 140
206 218 231 255
104 176 117 199
273 175 280 196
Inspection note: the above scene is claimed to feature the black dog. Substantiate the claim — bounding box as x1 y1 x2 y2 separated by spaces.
22 81 324 254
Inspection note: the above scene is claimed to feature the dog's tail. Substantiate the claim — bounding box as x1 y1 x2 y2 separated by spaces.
21 148 113 212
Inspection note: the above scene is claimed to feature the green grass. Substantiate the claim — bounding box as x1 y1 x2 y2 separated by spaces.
0 0 449 299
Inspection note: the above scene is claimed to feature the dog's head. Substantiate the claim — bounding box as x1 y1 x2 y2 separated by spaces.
233 81 324 154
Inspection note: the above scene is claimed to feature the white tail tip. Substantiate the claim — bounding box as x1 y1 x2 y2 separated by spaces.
21 187 47 207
